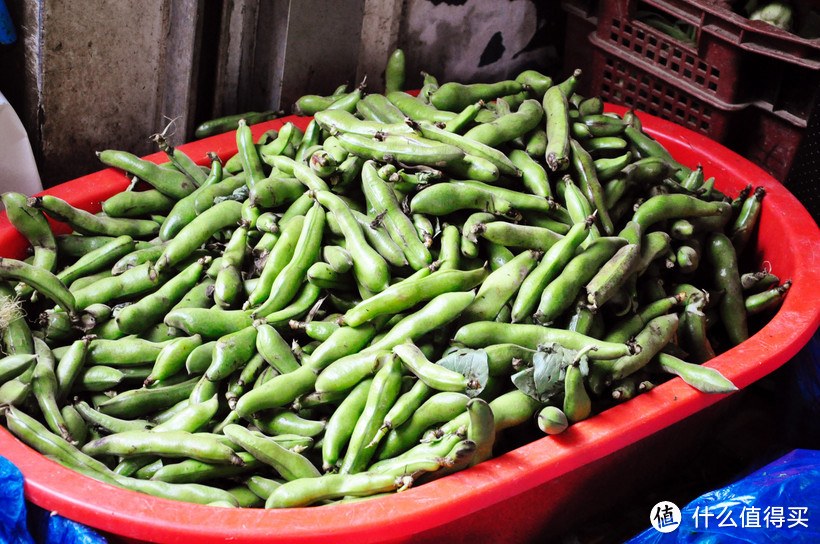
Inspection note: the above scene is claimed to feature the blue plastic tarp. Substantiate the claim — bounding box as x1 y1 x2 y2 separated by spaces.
626 448 820 543
0 456 107 544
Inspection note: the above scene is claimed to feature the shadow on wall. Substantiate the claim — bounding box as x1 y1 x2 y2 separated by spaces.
400 0 564 88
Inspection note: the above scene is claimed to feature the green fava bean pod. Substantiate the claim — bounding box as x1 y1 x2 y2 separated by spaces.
729 186 765 256
429 80 524 112
678 292 716 364
54 336 91 400
322 245 353 274
252 202 325 318
195 110 280 139
335 131 465 170
412 120 520 177
387 91 457 123
437 389 543 440
514 69 553 99
360 93 408 124
247 215 305 308
155 200 243 273
60 405 88 446
4 405 114 476
508 149 552 198
368 430 468 477
184 340 216 374
152 133 209 186
361 161 432 271
73 261 169 310
97 149 196 199
57 235 137 287
110 242 166 276
473 221 562 253
96 377 199 418
102 189 176 219
55 234 118 257
290 318 340 342
322 377 374 471
312 109 416 139
631 194 728 234
226 353 267 408
116 257 209 334
29 195 159 239
409 183 517 219
443 100 485 133
150 452 261 484
1 192 58 283
145 334 204 386
459 250 542 325
193 175 247 215
265 471 409 509
223 424 321 481
75 365 125 392
234 364 317 418
377 391 471 461
303 320 384 374
85 336 171 367
342 266 488 328
384 48 406 94
368 378 434 450
570 138 615 235
314 350 390 396
164 307 254 339
533 236 627 325
339 353 404 474
366 290 476 354
31 337 71 442
73 400 152 434
543 85 571 172
153 394 220 433
393 341 471 392
82 429 244 465
311 189 390 293
0 378 31 406
0 281 34 355
437 224 462 270
0 258 78 317
235 119 267 191
465 397 495 466
525 127 549 158
255 322 300 374
745 280 791 316
602 293 685 344
453 321 635 359
655 352 738 394
537 405 568 435
563 359 592 423
0 353 36 384
214 223 249 309
705 232 748 346
511 215 593 323
601 313 679 381
205 325 258 382
37 309 73 343
585 243 642 309
463 99 544 148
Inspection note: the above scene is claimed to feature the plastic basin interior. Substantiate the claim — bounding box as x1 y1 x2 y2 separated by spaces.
0 105 818 544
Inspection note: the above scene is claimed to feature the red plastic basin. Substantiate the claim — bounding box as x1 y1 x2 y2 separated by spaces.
1 106 818 544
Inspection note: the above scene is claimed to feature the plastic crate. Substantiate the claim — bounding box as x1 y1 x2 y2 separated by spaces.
561 0 820 181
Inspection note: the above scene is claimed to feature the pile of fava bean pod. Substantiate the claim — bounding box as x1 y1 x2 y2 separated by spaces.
0 56 792 509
